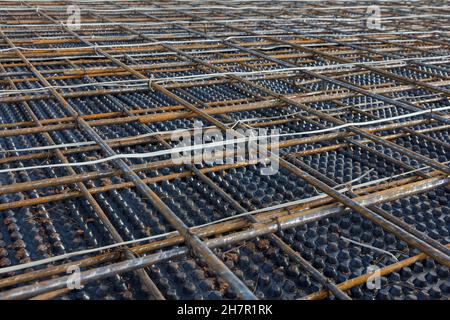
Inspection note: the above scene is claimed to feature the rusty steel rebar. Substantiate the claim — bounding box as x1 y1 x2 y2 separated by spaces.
0 174 447 300
0 0 449 301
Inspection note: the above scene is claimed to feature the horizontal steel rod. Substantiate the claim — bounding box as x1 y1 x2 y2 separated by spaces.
0 174 447 300
1 23 256 300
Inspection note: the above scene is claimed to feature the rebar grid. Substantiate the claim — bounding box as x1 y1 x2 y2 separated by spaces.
0 0 449 301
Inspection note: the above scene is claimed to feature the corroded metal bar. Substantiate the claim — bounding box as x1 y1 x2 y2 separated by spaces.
0 59 165 300
0 175 447 300
0 0 448 301
84 7 450 266
0 24 256 300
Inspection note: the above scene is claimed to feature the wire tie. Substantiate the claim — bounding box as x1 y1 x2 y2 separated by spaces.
231 120 240 129
346 181 353 194
74 114 82 129
117 246 129 260
148 75 155 91
185 228 197 257
272 216 283 235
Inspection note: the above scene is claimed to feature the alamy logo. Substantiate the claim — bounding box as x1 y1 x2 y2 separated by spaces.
366 265 382 290
66 265 83 290
367 5 382 30
66 5 81 30
170 121 280 175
